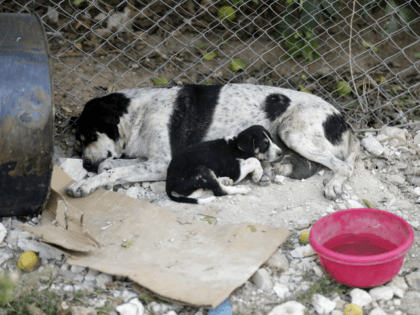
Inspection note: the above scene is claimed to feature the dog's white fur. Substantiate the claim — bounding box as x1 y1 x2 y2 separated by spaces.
66 84 359 199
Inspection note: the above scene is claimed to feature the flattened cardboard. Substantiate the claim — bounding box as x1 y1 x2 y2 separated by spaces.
24 166 290 308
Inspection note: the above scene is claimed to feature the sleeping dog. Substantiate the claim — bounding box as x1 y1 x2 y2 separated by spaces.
166 125 282 204
65 84 360 200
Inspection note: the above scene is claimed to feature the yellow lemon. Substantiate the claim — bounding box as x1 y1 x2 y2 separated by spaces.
18 251 40 272
300 230 310 244
344 304 363 315
335 81 351 96
218 6 236 21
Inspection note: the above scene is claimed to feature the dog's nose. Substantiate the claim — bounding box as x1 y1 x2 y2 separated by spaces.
83 159 98 172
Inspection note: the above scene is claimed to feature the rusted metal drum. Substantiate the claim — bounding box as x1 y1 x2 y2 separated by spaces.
0 13 54 217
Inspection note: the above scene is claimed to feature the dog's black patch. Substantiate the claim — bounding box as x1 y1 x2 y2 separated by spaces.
322 113 350 145
75 93 130 146
264 93 291 122
169 84 223 156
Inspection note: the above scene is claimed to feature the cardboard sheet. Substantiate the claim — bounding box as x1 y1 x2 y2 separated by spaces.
24 166 290 308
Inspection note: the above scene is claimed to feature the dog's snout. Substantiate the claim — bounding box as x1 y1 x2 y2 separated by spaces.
83 159 98 173
84 159 92 166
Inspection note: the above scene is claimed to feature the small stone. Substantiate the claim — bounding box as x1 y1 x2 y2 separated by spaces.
264 251 289 272
17 239 62 260
386 175 405 185
268 301 306 315
70 265 86 274
96 273 113 289
122 290 139 302
361 137 384 156
0 223 6 244
295 219 310 230
59 158 88 181
116 298 145 315
251 268 273 290
85 268 100 281
369 286 393 300
71 306 98 315
350 288 372 307
290 245 316 258
150 181 166 194
369 308 387 315
273 283 289 299
313 265 324 278
311 294 336 314
401 291 420 314
345 200 365 209
410 221 419 230
142 182 150 188
274 175 286 184
405 271 420 290
63 285 74 292
125 187 140 199
380 127 406 147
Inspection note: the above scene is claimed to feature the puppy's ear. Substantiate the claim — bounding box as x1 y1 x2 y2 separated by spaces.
237 133 254 156
104 116 120 125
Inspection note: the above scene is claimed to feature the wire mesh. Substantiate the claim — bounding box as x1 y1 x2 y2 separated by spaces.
1 0 420 136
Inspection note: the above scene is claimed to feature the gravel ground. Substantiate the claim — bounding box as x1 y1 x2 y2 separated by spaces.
1 126 420 315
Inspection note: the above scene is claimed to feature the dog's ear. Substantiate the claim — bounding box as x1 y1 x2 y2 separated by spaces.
237 133 254 156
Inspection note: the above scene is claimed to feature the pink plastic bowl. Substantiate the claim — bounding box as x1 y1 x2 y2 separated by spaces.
309 208 414 287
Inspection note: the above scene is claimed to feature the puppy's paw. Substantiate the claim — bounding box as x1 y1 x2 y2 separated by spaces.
252 167 263 183
98 159 114 174
235 185 252 195
324 180 342 200
258 174 271 187
218 177 233 186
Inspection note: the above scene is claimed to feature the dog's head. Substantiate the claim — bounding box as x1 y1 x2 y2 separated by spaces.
236 125 282 162
71 93 129 172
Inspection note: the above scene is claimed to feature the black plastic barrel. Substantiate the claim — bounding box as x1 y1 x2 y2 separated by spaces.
0 13 54 217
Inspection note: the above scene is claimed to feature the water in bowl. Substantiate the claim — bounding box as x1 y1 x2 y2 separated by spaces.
323 233 398 256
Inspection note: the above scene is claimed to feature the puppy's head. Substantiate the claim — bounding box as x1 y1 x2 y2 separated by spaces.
72 93 128 172
236 125 282 162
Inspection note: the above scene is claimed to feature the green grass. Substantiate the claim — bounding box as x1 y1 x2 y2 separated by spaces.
0 288 60 315
295 272 351 306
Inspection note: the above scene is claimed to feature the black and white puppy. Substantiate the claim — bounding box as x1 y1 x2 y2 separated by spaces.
166 125 282 204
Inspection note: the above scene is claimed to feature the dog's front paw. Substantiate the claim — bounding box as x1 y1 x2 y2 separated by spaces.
235 185 252 195
65 178 100 197
324 180 342 200
252 167 264 183
218 177 233 186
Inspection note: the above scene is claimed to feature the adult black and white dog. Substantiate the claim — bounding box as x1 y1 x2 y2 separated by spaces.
166 125 282 204
65 84 359 200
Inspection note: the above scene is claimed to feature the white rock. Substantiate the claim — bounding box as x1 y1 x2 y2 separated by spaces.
410 221 419 230
405 271 420 290
361 137 384 156
273 283 289 299
274 175 286 184
116 298 144 315
150 181 166 194
290 245 316 258
85 268 100 281
386 174 405 185
350 288 372 307
46 6 59 23
345 200 365 209
380 127 406 146
369 286 393 300
96 273 113 289
295 219 310 230
312 265 324 278
389 276 408 293
264 251 289 272
251 268 273 290
125 187 140 199
369 308 387 315
268 301 306 315
6 229 35 246
17 239 62 260
59 158 88 181
0 251 13 265
0 223 6 244
311 294 336 314
331 311 344 315
165 311 177 315
122 290 140 302
70 265 86 274
71 306 98 315
63 285 74 292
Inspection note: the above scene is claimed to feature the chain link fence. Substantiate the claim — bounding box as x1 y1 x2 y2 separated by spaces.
1 0 420 137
